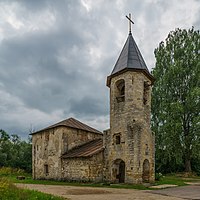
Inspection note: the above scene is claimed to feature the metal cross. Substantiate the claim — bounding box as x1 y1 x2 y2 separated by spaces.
126 13 134 33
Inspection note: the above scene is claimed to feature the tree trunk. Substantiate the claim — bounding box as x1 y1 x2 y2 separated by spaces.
185 158 192 172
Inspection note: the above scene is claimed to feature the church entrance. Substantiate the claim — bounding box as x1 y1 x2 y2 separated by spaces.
142 159 150 182
112 159 125 183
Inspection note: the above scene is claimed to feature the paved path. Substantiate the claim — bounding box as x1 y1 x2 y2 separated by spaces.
150 185 200 200
16 183 184 200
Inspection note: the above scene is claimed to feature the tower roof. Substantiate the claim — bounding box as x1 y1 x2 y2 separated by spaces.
112 32 149 74
107 32 154 86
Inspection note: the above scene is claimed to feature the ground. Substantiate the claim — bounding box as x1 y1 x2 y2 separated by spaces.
16 183 200 200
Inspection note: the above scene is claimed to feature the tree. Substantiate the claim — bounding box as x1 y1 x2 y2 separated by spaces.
0 130 32 172
152 27 200 173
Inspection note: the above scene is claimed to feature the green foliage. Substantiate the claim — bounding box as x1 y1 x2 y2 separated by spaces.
191 158 200 176
155 172 163 181
155 175 188 186
152 27 200 173
0 130 32 172
0 177 65 200
0 167 25 176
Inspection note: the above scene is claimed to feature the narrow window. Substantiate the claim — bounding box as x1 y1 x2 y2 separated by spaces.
143 81 150 105
116 135 121 144
44 164 49 175
115 79 125 102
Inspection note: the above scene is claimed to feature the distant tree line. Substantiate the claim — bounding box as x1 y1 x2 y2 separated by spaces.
0 129 32 172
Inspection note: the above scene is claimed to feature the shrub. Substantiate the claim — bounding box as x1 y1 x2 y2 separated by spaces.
0 167 25 176
155 172 163 181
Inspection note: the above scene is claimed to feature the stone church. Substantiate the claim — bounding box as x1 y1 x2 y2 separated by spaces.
31 18 155 184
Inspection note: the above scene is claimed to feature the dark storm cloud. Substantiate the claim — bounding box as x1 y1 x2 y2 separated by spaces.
0 0 199 138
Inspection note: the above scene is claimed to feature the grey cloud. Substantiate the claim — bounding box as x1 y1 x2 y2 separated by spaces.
0 0 199 138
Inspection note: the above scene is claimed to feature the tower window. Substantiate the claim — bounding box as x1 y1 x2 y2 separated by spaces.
44 164 49 175
143 81 150 105
116 135 121 144
115 79 125 102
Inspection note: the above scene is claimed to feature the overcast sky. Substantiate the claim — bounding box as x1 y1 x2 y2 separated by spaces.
0 0 199 139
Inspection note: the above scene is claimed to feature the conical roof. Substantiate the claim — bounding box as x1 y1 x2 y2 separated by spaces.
111 32 149 74
107 32 154 86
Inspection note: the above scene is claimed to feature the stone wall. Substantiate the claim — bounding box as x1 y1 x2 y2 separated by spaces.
32 126 102 180
61 152 104 182
104 71 155 184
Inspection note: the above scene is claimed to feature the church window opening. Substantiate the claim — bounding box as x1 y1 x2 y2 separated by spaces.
145 144 149 155
115 79 125 102
116 135 121 144
44 164 49 175
143 81 150 105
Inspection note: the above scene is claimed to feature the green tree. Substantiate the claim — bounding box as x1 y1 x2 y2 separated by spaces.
152 27 200 173
0 130 32 172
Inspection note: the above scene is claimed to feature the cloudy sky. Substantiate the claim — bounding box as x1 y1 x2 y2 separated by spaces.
0 0 199 139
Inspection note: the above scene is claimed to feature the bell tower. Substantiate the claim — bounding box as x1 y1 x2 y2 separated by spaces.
103 14 155 184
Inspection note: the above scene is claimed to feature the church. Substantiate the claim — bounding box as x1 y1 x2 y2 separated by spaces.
31 15 155 184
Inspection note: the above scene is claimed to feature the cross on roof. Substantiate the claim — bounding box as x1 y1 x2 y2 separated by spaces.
126 13 134 34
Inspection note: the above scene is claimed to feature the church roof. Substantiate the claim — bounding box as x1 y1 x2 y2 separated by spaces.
107 32 154 86
31 117 102 135
61 138 103 158
112 32 149 74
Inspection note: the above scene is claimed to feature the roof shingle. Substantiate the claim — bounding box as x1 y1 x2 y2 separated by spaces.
107 33 154 86
111 33 149 75
61 138 103 158
31 117 102 135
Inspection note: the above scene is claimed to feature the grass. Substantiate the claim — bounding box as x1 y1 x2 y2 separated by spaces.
0 177 65 200
11 176 148 190
154 173 200 187
1 167 200 192
155 175 188 186
5 173 199 190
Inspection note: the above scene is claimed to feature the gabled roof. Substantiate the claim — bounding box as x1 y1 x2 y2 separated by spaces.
107 33 154 86
31 117 102 135
61 138 103 158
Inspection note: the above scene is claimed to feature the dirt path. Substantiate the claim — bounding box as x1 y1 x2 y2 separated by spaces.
16 183 184 200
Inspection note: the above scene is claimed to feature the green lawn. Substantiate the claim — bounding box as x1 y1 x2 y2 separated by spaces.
1 167 200 191
3 173 200 190
0 177 65 200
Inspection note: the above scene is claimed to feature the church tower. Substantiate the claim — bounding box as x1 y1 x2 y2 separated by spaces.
103 14 155 184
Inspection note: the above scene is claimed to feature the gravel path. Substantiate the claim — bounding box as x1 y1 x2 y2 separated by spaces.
16 183 184 200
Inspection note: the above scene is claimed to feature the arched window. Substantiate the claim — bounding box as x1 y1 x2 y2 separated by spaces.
115 79 125 102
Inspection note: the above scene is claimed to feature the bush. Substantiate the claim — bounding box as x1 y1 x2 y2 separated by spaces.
0 167 25 176
155 172 163 181
191 158 200 176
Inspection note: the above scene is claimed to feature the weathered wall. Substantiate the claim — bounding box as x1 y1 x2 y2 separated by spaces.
32 127 102 180
104 71 155 184
61 152 104 182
